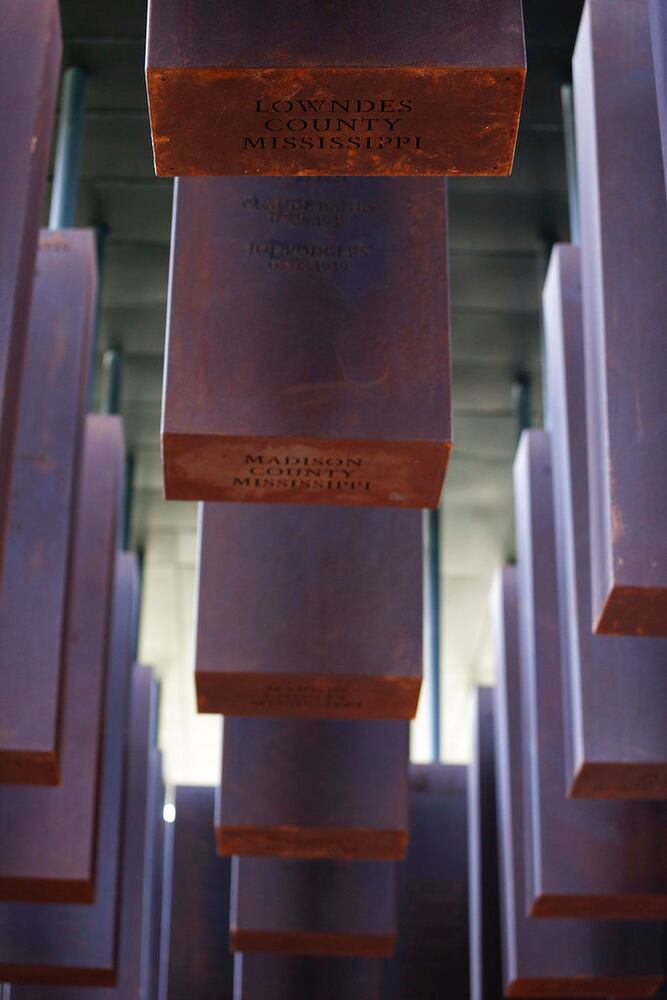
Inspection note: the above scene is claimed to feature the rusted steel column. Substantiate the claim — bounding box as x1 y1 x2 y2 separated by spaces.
543 245 667 799
574 0 667 636
490 566 664 997
195 504 422 720
145 0 525 177
162 176 451 509
216 717 409 860
0 0 61 570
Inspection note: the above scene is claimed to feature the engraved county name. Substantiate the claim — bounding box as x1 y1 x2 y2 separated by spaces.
233 454 372 493
243 97 423 153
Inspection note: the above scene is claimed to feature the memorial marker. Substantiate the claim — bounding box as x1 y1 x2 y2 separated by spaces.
514 430 667 919
164 787 235 1000
13 747 163 1000
162 176 450 509
649 0 667 192
574 0 667 636
0 646 148 987
491 566 665 998
0 231 97 785
381 764 468 1000
195 504 421 719
543 245 667 799
145 0 525 177
0 417 122 903
0 0 61 564
230 857 396 957
216 717 409 859
234 954 380 1000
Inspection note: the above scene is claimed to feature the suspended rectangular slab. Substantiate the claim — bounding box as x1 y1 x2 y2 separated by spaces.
195 504 421 719
0 230 97 785
514 429 667 919
235 954 380 1000
543 245 667 799
12 738 164 1000
145 0 525 178
468 687 503 1000
0 0 61 566
649 0 667 192
574 0 667 636
380 763 469 1000
164 786 235 1000
230 857 396 957
0 416 122 903
490 566 665 998
0 577 145 987
162 176 450 509
216 717 409 860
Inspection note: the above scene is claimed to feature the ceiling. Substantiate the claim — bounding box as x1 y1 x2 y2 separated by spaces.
54 0 584 783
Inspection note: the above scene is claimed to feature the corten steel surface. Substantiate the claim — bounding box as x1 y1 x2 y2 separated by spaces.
162 176 450 509
649 0 667 192
230 856 397 957
574 0 667 637
514 431 667 919
165 787 234 1000
0 231 97 785
145 0 525 177
216 717 409 860
0 568 141 986
491 567 665 999
380 764 468 1000
234 954 381 1000
195 505 421 719
468 687 503 1000
543 246 667 799
11 671 162 997
0 0 61 568
0 416 122 904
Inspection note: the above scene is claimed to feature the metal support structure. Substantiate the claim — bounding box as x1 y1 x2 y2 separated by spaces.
100 348 135 553
423 506 441 762
561 84 581 244
100 348 124 416
48 67 87 230
512 372 533 439
87 223 110 410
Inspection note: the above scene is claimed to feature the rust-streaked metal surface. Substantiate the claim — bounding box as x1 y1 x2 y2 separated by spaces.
165 786 234 1000
543 245 667 799
162 177 450 509
10 670 161 997
0 567 140 986
574 0 667 636
145 0 525 177
649 0 667 192
514 430 667 919
491 566 665 999
0 416 122 903
216 717 408 860
234 954 381 1000
0 0 61 567
230 857 396 957
195 504 421 719
380 764 468 1000
0 230 97 785
468 687 503 1000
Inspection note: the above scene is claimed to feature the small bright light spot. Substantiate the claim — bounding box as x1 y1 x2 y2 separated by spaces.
163 803 176 823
